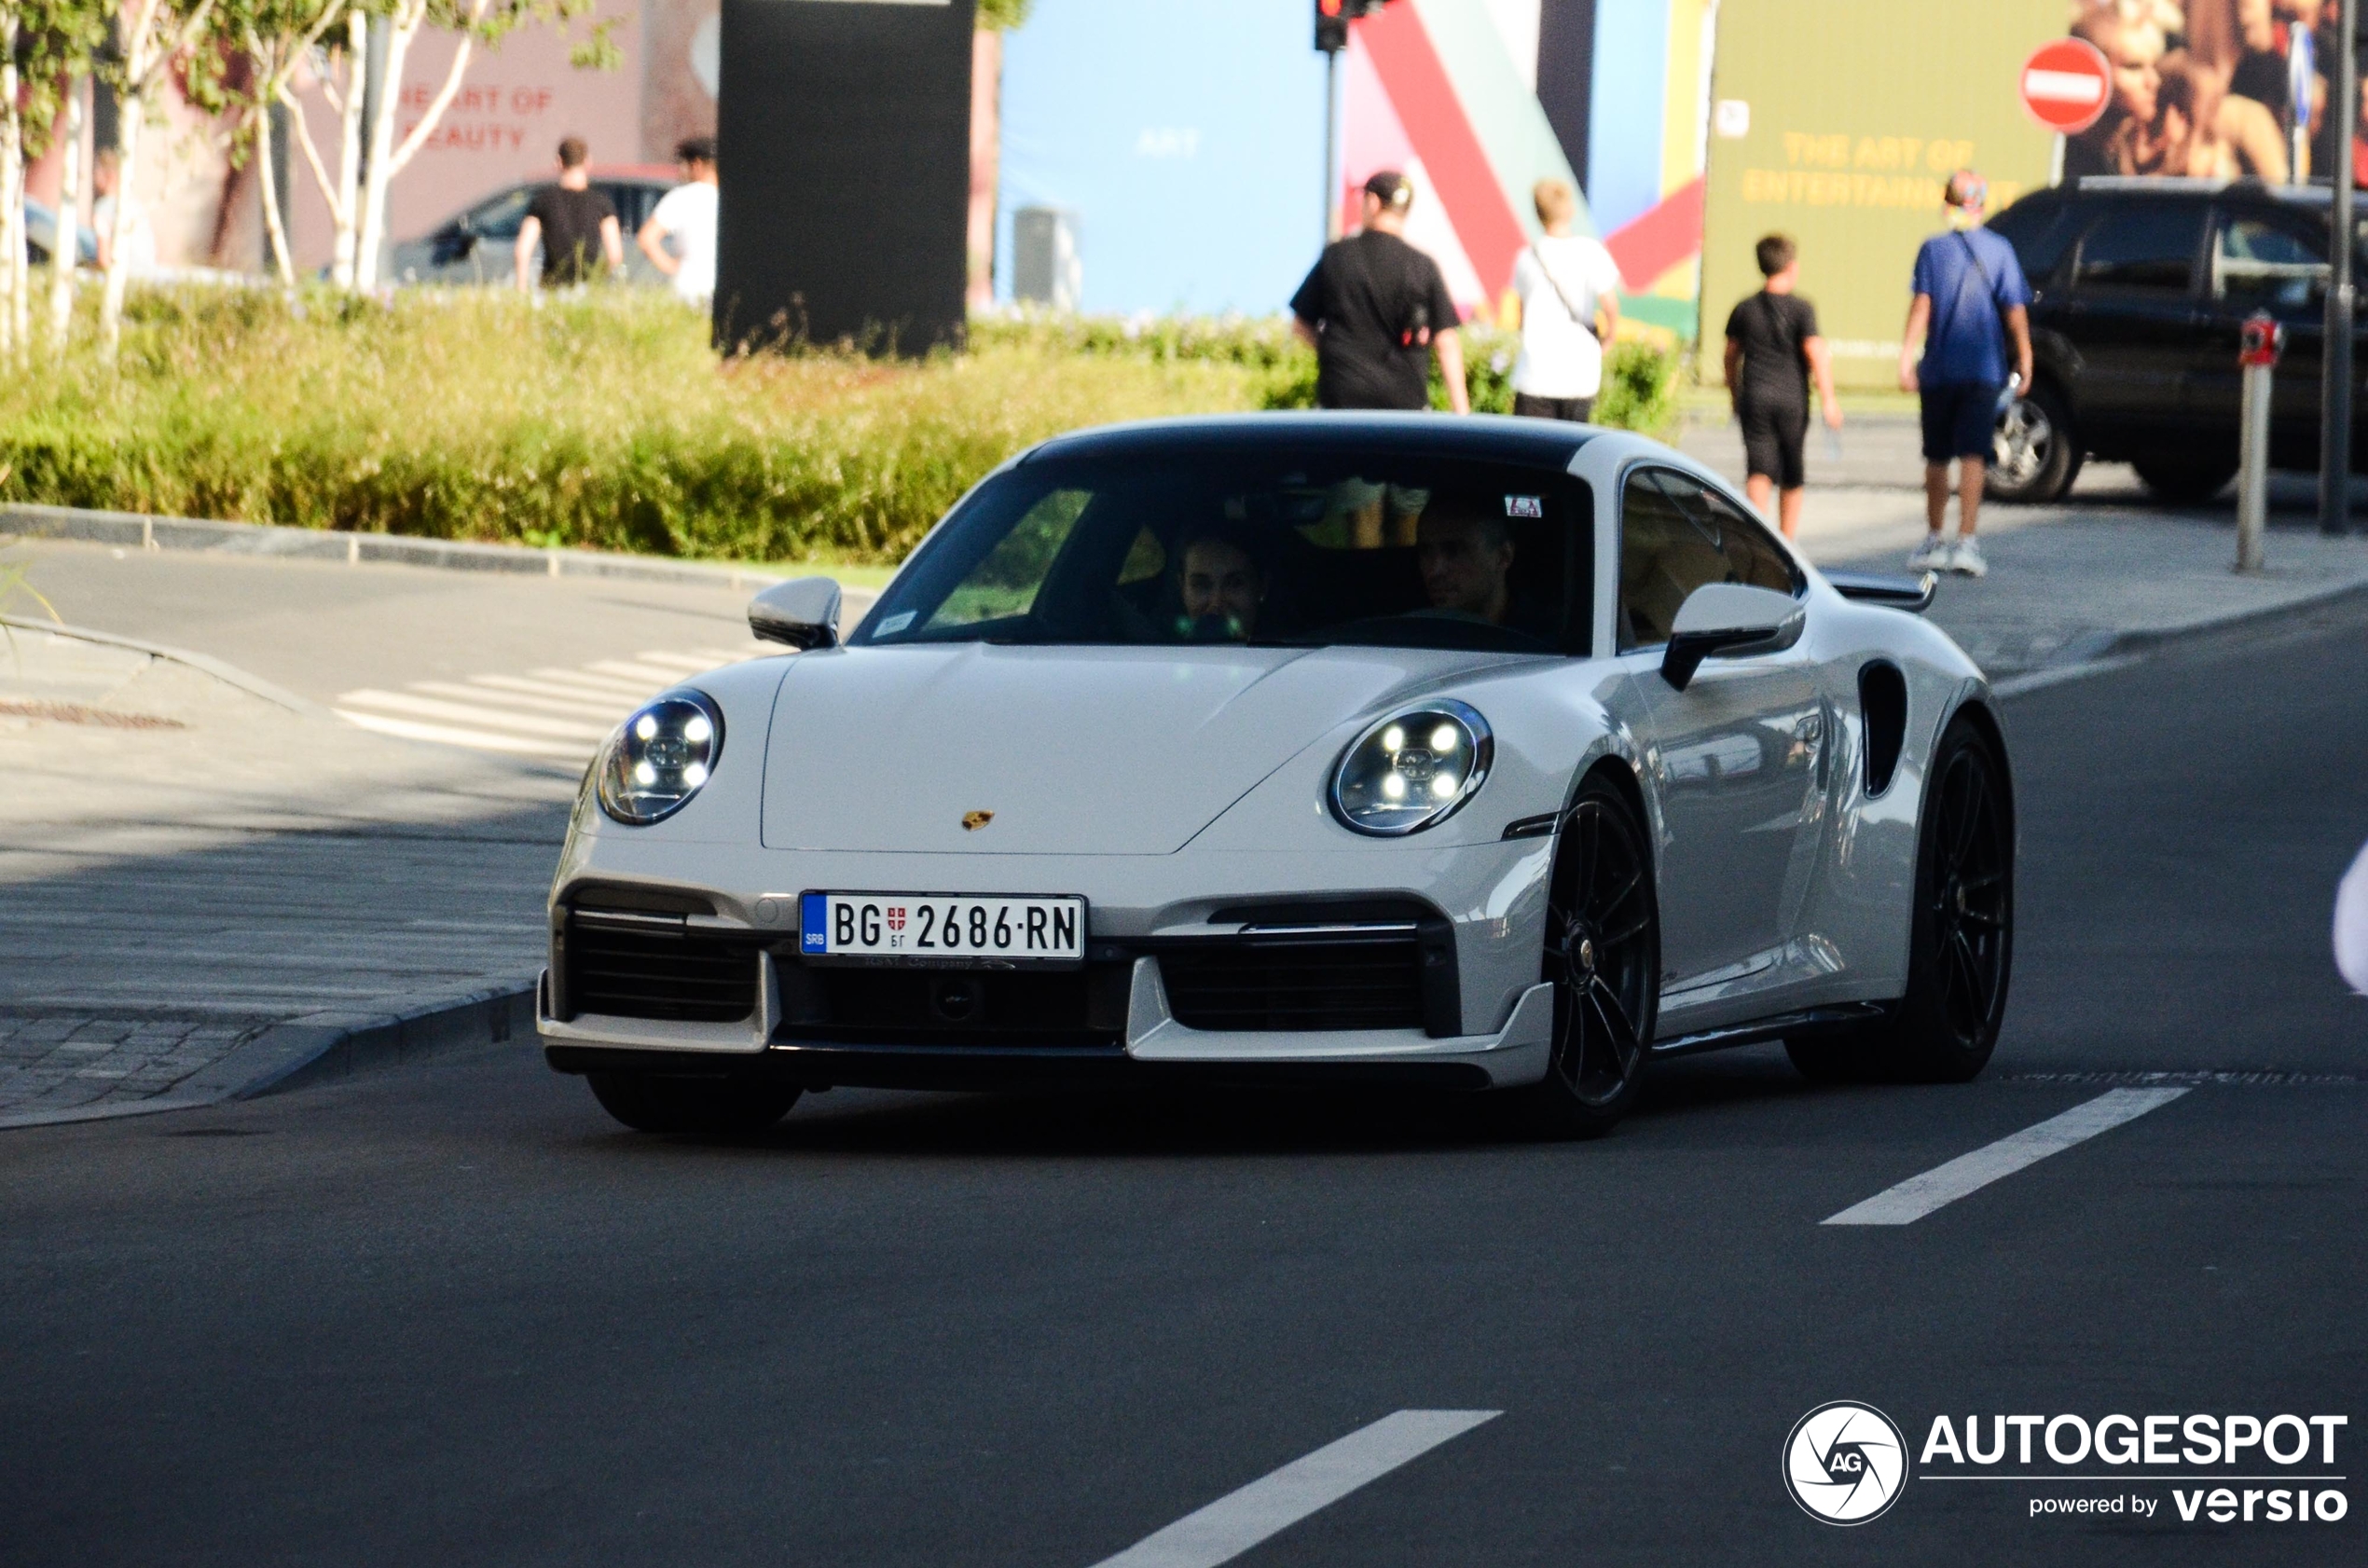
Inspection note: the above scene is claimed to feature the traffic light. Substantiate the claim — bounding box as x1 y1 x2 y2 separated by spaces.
1315 0 1391 54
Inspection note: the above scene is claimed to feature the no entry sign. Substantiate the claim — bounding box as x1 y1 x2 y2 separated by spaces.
2020 37 2113 135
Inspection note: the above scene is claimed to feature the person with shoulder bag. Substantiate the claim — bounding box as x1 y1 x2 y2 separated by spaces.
1723 233 1841 540
1290 172 1470 414
1507 180 1625 421
1898 170 2033 578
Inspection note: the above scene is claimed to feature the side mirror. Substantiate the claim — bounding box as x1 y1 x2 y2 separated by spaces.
749 576 843 651
1660 583 1805 691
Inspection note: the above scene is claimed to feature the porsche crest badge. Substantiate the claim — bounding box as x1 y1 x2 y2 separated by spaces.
961 810 995 832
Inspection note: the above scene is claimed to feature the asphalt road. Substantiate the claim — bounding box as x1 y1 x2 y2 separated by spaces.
3 604 2364 1565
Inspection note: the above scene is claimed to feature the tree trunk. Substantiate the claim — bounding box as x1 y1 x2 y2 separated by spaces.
330 9 367 289
255 92 294 289
351 7 420 291
98 90 145 360
0 29 22 360
48 77 83 351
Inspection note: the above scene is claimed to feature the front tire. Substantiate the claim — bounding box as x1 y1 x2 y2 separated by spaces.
1787 714 2013 1083
586 1072 801 1136
1517 777 1660 1138
1987 381 2081 503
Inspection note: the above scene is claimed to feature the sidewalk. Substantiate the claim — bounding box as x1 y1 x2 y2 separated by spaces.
0 626 573 1126
1677 413 2368 679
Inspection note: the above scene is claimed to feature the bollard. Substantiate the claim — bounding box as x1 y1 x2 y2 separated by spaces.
2237 311 2282 573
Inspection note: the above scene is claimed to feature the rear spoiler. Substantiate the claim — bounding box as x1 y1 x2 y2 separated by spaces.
1824 570 1936 612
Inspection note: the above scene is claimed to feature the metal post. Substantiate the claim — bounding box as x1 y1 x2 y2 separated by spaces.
2237 318 2278 572
1323 48 1341 244
2320 0 2359 535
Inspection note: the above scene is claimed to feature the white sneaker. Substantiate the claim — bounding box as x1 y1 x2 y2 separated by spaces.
1948 537 1989 578
1907 533 1951 571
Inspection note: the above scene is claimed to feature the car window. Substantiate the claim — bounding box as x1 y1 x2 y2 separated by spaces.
856 451 1592 655
465 186 535 241
1617 469 1797 652
2215 213 2327 315
2072 202 2207 295
1988 197 2080 286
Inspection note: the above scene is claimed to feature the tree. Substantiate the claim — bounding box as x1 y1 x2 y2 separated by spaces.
0 0 111 357
96 0 222 356
194 0 352 287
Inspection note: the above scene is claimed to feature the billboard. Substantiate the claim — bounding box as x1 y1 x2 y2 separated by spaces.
1697 0 2061 389
2059 0 2331 184
715 0 973 353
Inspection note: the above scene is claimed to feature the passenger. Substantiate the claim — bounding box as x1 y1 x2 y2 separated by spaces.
1175 531 1266 641
1416 505 1515 626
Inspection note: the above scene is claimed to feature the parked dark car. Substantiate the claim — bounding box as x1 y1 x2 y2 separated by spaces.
21 197 100 268
389 170 677 287
1984 175 2361 503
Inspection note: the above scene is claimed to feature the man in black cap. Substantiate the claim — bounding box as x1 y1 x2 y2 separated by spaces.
1289 172 1470 414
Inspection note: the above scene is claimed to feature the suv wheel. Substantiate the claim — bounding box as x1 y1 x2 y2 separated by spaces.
2131 457 2238 504
1987 381 2080 503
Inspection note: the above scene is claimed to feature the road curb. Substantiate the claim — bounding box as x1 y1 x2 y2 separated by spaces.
2 501 787 590
1990 569 2368 698
0 978 541 1130
0 612 328 715
204 977 542 1101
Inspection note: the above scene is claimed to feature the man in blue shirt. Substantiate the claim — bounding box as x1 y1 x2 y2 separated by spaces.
1898 171 2033 578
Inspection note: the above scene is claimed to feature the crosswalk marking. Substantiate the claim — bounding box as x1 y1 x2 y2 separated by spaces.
335 646 772 761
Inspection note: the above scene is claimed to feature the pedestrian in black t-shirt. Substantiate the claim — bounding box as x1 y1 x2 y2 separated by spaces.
1289 172 1470 414
516 136 622 291
1722 233 1841 540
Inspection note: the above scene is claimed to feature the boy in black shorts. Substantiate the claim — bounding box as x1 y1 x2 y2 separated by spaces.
1722 234 1842 539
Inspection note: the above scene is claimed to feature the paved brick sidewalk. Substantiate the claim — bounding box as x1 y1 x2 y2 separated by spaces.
0 1012 270 1121
0 626 571 1123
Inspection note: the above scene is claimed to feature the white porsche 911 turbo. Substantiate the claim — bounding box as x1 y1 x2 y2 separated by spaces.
540 413 2013 1137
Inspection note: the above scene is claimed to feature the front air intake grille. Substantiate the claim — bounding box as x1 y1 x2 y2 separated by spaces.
773 962 1131 1048
563 914 758 1023
1160 936 1427 1032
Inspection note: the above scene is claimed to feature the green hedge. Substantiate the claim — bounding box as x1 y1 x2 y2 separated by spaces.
0 287 1676 565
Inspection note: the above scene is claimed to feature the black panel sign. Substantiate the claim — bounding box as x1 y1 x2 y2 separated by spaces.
715 0 975 355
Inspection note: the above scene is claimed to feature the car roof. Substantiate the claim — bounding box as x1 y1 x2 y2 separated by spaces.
1024 412 1599 469
2062 175 2342 210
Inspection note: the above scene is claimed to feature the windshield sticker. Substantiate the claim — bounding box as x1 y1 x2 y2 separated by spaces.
1506 495 1544 518
874 611 916 637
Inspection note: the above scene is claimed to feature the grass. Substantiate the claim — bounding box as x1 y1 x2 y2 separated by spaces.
0 283 1679 567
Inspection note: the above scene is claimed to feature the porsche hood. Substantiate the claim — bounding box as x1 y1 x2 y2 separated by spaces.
760 643 1480 855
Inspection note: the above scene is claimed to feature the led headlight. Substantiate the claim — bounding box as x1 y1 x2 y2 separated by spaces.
597 690 723 825
1329 699 1493 836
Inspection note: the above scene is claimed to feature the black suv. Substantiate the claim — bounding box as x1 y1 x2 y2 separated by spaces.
1985 175 2354 503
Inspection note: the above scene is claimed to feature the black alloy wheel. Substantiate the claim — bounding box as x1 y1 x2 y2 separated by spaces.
1986 381 2081 504
1521 776 1660 1137
586 1072 801 1136
1788 714 2013 1084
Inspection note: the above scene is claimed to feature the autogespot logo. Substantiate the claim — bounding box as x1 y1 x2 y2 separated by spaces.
1785 1402 1909 1524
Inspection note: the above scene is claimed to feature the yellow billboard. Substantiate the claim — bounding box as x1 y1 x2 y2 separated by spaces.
1698 0 2063 388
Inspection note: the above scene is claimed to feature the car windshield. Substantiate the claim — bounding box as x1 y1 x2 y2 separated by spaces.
854 450 1592 654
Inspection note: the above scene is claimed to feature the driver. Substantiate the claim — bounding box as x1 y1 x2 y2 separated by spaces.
1176 530 1267 641
1416 503 1516 625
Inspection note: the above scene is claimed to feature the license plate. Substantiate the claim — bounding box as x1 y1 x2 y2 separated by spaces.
799 892 1086 968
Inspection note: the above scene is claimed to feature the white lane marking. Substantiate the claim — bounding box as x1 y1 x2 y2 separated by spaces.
410 680 634 721
1823 1087 2190 1226
333 709 588 758
332 689 613 739
1085 1410 1499 1568
1991 656 2141 699
525 667 675 698
632 651 731 672
586 658 703 684
465 673 643 709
